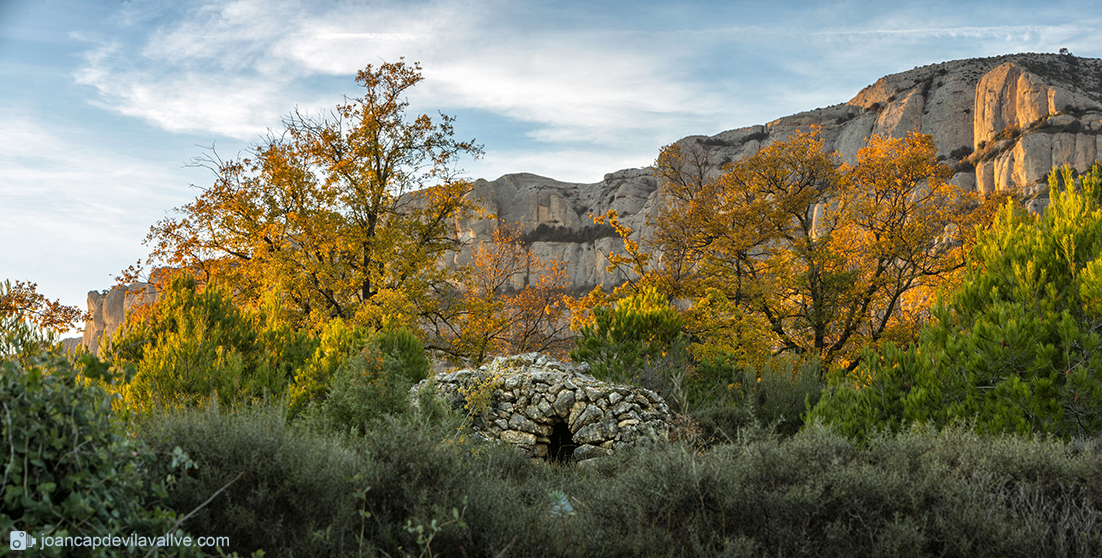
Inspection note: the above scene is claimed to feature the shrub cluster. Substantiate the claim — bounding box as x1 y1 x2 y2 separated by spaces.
137 409 1102 558
691 355 823 440
811 166 1102 440
0 350 200 557
140 405 363 557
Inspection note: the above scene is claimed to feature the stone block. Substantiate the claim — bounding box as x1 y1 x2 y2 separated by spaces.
574 420 615 445
574 444 613 461
572 404 604 431
500 430 536 446
568 401 587 428
611 401 631 417
509 414 540 434
553 389 575 417
537 399 555 419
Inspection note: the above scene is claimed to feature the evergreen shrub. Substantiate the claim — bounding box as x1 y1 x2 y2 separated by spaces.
692 354 824 440
0 348 198 557
810 165 1102 439
104 273 314 418
140 405 362 558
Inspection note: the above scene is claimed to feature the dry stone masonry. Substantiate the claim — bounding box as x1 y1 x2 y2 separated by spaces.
411 353 670 462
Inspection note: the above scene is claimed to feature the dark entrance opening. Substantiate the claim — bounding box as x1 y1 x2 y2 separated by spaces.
548 421 577 463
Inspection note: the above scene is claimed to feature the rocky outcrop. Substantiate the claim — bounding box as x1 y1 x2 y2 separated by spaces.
411 353 670 462
443 54 1102 296
83 282 157 354
82 54 1102 351
444 169 662 291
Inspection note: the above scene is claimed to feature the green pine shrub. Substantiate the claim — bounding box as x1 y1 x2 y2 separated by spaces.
103 273 314 418
288 317 375 415
811 164 1102 439
315 347 414 435
571 286 694 410
370 326 431 384
571 286 686 385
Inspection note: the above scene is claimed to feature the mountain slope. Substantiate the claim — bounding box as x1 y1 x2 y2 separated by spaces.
81 53 1102 351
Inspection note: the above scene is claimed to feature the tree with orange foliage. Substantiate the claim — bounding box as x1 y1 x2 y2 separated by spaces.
609 129 982 369
140 60 482 330
1 279 88 359
431 222 573 364
0 280 87 332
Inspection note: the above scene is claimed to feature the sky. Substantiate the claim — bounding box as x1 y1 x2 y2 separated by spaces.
1 0 1100 336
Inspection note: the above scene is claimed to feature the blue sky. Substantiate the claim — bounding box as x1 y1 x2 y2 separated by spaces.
2 0 1100 335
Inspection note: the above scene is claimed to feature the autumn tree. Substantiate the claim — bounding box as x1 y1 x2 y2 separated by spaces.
0 279 88 359
613 129 978 369
431 221 573 364
142 60 482 329
811 165 1102 439
0 280 87 332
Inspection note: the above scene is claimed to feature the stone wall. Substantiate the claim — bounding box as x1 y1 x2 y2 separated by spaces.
412 353 670 462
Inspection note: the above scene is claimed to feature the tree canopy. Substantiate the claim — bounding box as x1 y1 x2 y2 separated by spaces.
811 165 1102 439
142 60 482 330
603 129 983 369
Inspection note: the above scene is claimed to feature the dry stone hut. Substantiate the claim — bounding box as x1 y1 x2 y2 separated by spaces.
411 353 671 462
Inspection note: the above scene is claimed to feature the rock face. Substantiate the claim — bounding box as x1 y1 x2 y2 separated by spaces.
444 169 662 291
441 53 1102 295
83 282 158 354
82 54 1102 351
411 353 670 462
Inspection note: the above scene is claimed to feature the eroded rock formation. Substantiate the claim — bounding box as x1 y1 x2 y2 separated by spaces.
83 282 157 354
441 54 1102 295
82 53 1102 351
411 353 670 462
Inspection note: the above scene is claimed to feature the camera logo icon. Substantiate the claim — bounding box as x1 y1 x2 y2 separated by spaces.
10 531 36 550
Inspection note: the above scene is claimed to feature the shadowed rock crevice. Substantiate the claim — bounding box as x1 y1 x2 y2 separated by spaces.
547 420 577 463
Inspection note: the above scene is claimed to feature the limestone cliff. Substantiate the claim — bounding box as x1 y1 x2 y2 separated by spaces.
83 282 158 354
82 53 1102 352
442 53 1102 291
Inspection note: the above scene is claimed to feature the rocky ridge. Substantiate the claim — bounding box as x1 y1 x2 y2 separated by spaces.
410 353 670 462
79 53 1102 352
445 53 1102 287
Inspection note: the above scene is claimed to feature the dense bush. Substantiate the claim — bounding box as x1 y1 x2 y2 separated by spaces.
371 326 431 384
0 347 198 557
811 165 1102 439
572 286 694 410
140 405 363 558
118 394 1102 557
396 423 1102 557
104 273 314 417
313 347 414 435
692 354 824 440
571 286 685 383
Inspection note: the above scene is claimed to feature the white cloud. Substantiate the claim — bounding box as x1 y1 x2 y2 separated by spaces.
0 112 201 321
71 0 726 150
69 0 1102 185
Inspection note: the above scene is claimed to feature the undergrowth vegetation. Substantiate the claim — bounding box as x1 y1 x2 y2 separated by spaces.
95 402 1102 557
